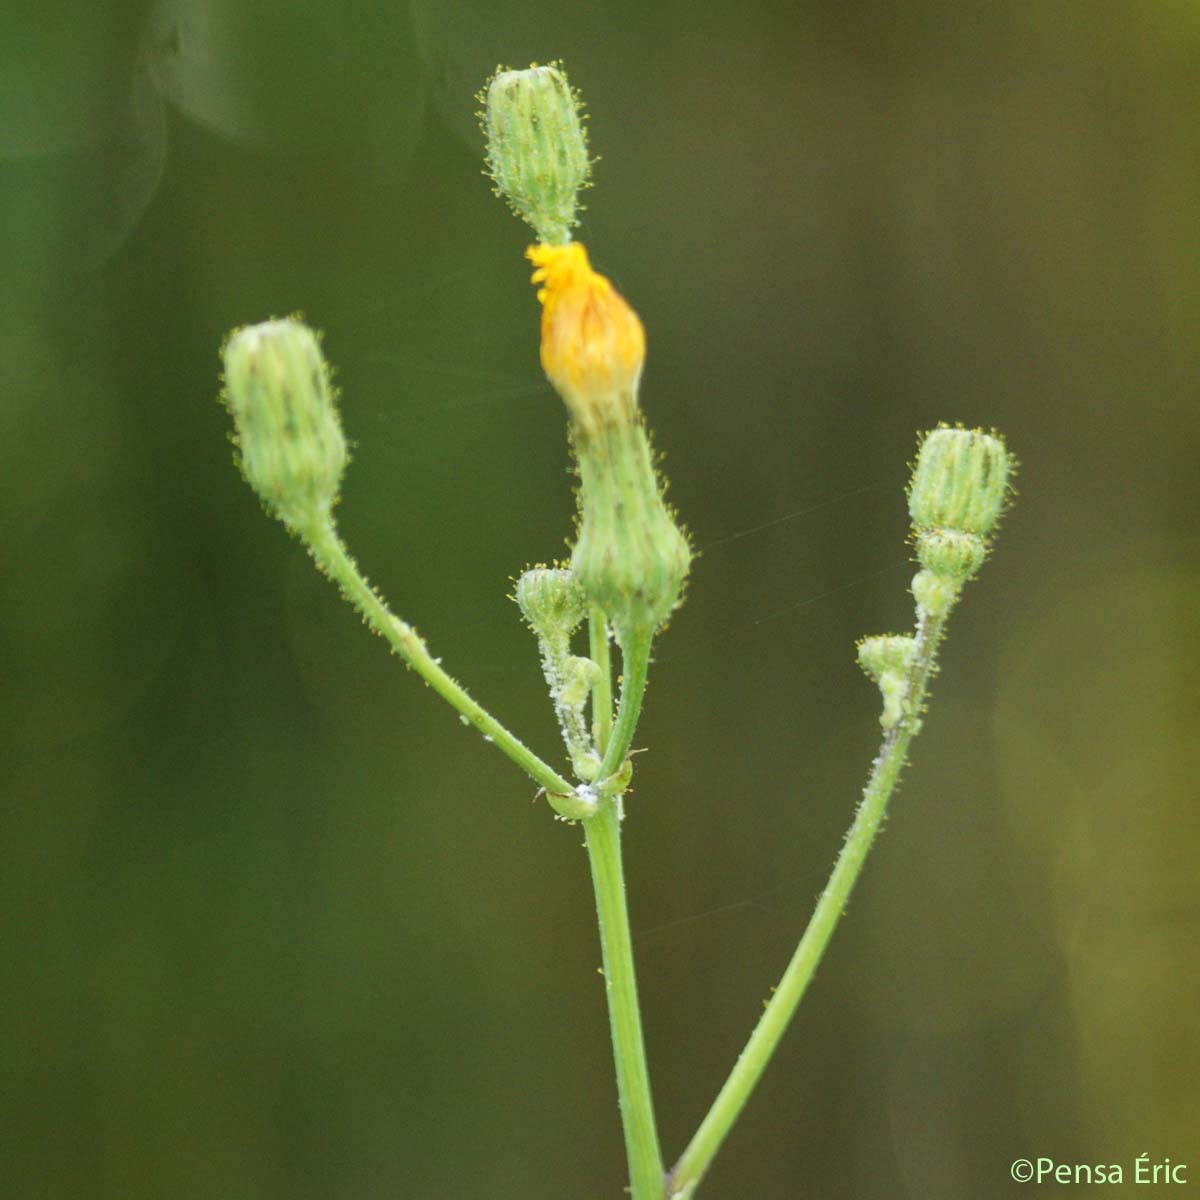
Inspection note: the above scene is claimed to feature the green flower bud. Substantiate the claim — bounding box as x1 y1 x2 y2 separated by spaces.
911 569 960 618
222 318 346 532
857 634 916 683
859 633 912 724
908 426 1010 536
515 567 588 642
515 568 602 781
571 420 691 645
483 63 590 244
559 654 602 709
915 528 986 582
857 634 916 729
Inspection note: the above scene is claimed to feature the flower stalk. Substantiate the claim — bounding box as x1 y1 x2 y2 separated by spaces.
666 607 948 1197
667 425 1012 1194
586 801 666 1200
221 319 595 820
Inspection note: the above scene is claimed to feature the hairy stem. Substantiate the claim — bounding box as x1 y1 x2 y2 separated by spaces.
304 521 593 818
667 609 949 1198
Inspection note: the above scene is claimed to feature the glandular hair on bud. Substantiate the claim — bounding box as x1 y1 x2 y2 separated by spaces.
483 63 590 244
909 426 1011 537
515 567 588 643
222 318 346 532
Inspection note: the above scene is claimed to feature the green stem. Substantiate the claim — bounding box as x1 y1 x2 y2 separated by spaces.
666 609 949 1198
585 800 665 1200
598 627 652 780
305 521 594 819
589 605 613 757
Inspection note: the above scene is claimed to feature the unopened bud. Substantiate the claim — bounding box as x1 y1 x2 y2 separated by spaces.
916 528 986 582
911 569 960 618
515 567 588 643
857 634 916 683
909 426 1010 537
526 242 689 643
483 63 590 244
559 655 602 708
857 634 916 729
222 318 346 532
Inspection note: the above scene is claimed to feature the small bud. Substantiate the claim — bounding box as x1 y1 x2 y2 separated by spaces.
916 528 986 582
516 568 602 780
559 655 602 708
526 242 689 643
857 634 916 683
515 567 588 642
908 426 1010 536
483 63 590 244
911 569 960 618
857 634 916 730
223 318 346 532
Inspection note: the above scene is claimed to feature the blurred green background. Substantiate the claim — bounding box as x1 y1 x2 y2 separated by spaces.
3 2 1198 1197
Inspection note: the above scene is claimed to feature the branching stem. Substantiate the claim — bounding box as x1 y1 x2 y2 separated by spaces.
304 521 594 819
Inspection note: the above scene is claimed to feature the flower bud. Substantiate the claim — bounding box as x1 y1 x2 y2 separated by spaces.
559 654 602 709
915 528 986 582
571 428 691 643
857 634 916 730
911 569 960 618
483 63 590 244
516 567 602 781
223 318 346 532
526 242 689 643
857 634 916 683
908 426 1010 537
515 567 588 643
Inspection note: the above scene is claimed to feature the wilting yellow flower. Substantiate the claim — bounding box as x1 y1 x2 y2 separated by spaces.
527 242 645 436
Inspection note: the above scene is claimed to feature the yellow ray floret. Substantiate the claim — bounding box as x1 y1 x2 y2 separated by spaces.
526 242 645 433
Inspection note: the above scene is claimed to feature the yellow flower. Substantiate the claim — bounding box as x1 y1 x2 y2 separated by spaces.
526 242 645 436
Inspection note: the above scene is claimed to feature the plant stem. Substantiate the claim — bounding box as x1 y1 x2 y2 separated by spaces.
589 605 613 756
598 627 652 779
305 521 594 819
666 609 949 1198
586 799 665 1200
